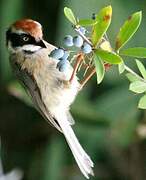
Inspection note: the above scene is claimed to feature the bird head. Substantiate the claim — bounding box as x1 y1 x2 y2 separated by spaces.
6 19 46 54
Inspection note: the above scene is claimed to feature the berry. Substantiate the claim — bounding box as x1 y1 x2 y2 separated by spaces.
57 60 70 72
64 35 73 47
49 48 64 59
92 13 96 20
73 35 83 47
81 42 92 54
59 51 70 61
79 27 86 35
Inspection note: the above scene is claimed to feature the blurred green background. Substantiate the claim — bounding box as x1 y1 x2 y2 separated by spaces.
1 0 146 179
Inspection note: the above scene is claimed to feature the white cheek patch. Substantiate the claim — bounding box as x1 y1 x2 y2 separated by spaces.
22 45 42 52
7 40 41 53
7 41 41 54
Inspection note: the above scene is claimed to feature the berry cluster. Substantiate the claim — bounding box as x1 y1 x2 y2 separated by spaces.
49 26 93 72
49 49 70 72
63 27 92 54
64 35 92 54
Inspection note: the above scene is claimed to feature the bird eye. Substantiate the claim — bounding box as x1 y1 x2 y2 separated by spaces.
23 36 29 41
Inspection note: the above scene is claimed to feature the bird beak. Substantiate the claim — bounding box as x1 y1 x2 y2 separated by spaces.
37 40 47 48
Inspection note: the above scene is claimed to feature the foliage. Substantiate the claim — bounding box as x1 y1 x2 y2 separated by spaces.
63 6 146 109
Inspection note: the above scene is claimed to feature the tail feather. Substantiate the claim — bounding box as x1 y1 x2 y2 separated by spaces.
65 129 94 177
67 138 94 178
56 113 94 179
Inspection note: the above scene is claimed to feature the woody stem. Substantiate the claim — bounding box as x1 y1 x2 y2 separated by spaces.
79 63 112 90
80 68 96 90
69 54 84 83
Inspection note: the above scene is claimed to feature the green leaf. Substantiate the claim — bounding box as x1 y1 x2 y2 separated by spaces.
126 73 141 82
95 49 122 64
115 11 142 51
64 7 77 25
136 59 146 79
78 19 97 26
120 47 146 58
91 5 112 46
138 94 146 109
129 81 146 93
94 54 105 84
118 61 125 74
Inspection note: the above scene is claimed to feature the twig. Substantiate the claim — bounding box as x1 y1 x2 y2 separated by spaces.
74 27 93 46
80 68 96 90
69 53 84 83
124 65 146 83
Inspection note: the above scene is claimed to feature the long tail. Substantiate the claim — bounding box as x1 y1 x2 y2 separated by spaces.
56 113 94 179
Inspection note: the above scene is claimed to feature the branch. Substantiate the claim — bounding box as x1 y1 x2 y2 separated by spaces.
124 64 146 83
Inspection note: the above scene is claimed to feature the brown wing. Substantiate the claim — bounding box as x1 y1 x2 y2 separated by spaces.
12 61 62 132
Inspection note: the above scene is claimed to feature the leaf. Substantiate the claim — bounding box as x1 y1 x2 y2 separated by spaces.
126 73 141 82
64 7 77 25
118 61 125 74
95 49 122 64
136 59 146 79
115 11 142 51
129 81 146 93
78 19 97 26
120 47 146 58
91 5 112 46
138 94 146 109
94 54 105 84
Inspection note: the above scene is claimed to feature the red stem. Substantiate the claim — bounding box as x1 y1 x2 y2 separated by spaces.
69 53 84 83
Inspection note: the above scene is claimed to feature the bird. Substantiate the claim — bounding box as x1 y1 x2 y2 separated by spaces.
6 19 94 179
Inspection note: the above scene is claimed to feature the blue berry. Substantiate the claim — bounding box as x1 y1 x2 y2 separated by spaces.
64 35 73 47
79 27 86 35
57 60 70 72
49 48 64 59
73 35 83 47
81 42 92 54
59 51 70 61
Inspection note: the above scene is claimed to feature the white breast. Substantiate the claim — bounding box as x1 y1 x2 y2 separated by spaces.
25 48 80 115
